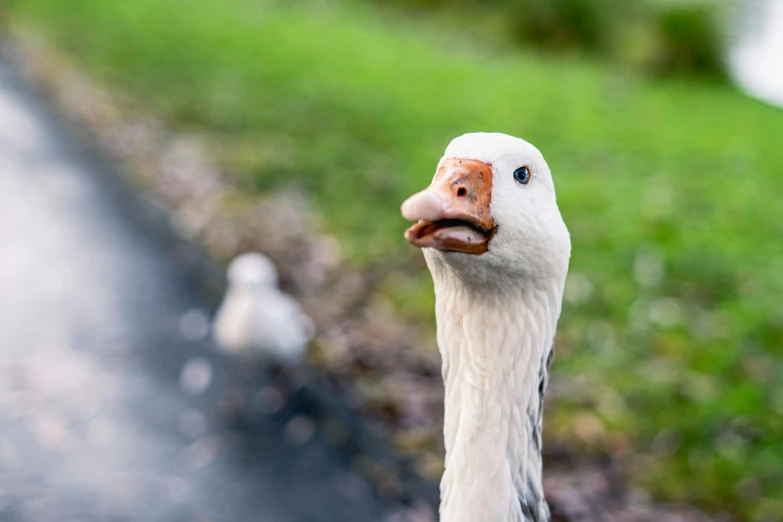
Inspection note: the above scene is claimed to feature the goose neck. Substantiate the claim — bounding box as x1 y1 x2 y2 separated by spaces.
434 274 561 522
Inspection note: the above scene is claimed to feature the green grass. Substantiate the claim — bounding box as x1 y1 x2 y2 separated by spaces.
7 0 783 519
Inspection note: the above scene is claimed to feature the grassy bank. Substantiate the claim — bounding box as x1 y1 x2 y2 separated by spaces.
378 0 726 76
7 0 783 519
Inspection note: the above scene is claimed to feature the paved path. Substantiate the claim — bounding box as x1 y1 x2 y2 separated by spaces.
0 62 394 522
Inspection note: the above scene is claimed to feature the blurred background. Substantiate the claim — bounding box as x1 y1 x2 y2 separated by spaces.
0 0 781 521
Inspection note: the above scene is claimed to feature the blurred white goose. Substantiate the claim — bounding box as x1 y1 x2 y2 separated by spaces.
401 133 571 522
213 252 312 364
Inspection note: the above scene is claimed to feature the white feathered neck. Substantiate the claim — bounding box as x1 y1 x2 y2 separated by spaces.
430 262 564 522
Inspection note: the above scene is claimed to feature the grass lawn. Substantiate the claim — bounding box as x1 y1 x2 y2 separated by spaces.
7 0 783 518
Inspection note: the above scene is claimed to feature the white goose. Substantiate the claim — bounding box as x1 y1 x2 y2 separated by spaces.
212 252 313 365
401 133 570 522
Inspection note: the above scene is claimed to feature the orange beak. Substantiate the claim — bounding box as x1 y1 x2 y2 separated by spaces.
401 158 496 255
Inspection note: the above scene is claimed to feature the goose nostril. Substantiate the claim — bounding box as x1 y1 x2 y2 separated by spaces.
456 187 467 197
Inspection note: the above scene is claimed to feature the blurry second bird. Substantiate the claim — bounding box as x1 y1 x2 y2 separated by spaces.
213 253 313 364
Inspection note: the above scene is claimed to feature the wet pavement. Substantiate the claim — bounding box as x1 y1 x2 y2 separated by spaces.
0 61 397 522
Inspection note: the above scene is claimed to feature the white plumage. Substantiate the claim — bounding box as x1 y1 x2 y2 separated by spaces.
212 252 313 364
402 133 571 522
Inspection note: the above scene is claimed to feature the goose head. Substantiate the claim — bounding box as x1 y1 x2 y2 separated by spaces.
226 252 278 289
402 132 570 288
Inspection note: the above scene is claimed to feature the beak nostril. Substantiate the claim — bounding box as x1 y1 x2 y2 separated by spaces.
456 187 467 198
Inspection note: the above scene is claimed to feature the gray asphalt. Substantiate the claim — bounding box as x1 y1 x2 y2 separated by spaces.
0 61 397 522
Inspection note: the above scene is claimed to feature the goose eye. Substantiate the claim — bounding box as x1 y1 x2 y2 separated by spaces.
513 166 530 185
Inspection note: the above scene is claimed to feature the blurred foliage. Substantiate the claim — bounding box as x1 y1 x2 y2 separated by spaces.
7 0 783 519
386 0 726 76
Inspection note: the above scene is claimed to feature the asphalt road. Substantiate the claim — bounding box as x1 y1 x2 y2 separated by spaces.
0 61 398 522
